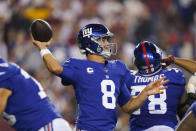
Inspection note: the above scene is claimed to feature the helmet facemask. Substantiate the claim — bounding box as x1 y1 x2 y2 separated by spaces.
95 36 117 59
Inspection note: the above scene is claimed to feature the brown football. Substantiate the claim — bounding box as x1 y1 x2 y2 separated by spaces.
30 19 53 42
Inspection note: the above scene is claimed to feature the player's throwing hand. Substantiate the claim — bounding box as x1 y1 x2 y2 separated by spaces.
31 35 53 50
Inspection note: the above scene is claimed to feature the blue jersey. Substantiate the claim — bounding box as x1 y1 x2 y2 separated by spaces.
0 59 61 131
125 68 185 131
58 58 131 131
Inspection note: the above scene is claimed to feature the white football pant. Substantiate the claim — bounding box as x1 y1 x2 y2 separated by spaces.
38 118 72 131
144 125 174 131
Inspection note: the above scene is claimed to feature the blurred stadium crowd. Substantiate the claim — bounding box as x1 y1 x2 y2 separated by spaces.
0 0 195 130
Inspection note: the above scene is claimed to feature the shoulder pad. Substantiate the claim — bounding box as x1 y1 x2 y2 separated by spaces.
0 60 19 82
167 68 182 73
114 60 127 68
63 58 80 65
165 68 185 85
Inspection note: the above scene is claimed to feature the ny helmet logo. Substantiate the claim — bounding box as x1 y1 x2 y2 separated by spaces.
83 28 92 37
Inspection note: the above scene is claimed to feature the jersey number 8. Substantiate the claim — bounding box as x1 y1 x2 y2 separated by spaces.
101 80 116 109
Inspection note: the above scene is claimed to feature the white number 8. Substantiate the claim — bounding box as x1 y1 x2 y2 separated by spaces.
131 85 167 115
101 80 116 109
149 89 167 114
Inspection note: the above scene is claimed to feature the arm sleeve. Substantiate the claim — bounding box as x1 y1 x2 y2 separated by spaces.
115 61 131 107
0 78 13 91
124 70 136 92
117 61 132 107
117 60 132 89
57 59 75 85
124 70 132 89
177 69 186 96
118 82 132 107
168 68 186 96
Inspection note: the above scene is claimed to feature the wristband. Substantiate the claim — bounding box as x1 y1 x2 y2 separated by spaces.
40 49 52 58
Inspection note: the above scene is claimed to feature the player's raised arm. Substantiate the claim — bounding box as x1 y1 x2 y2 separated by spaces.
31 37 63 75
174 57 196 74
30 19 63 75
162 55 196 74
122 76 169 113
0 88 12 115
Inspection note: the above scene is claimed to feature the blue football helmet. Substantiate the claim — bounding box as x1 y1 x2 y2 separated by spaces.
134 41 162 75
77 24 116 59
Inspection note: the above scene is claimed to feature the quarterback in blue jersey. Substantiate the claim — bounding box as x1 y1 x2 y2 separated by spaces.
125 41 188 131
32 23 168 131
0 58 72 131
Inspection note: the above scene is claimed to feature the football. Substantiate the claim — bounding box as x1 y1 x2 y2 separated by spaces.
30 19 53 42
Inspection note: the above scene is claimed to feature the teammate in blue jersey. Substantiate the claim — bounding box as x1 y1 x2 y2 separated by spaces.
161 58 196 131
125 41 189 131
175 74 196 131
31 23 168 131
0 57 72 131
